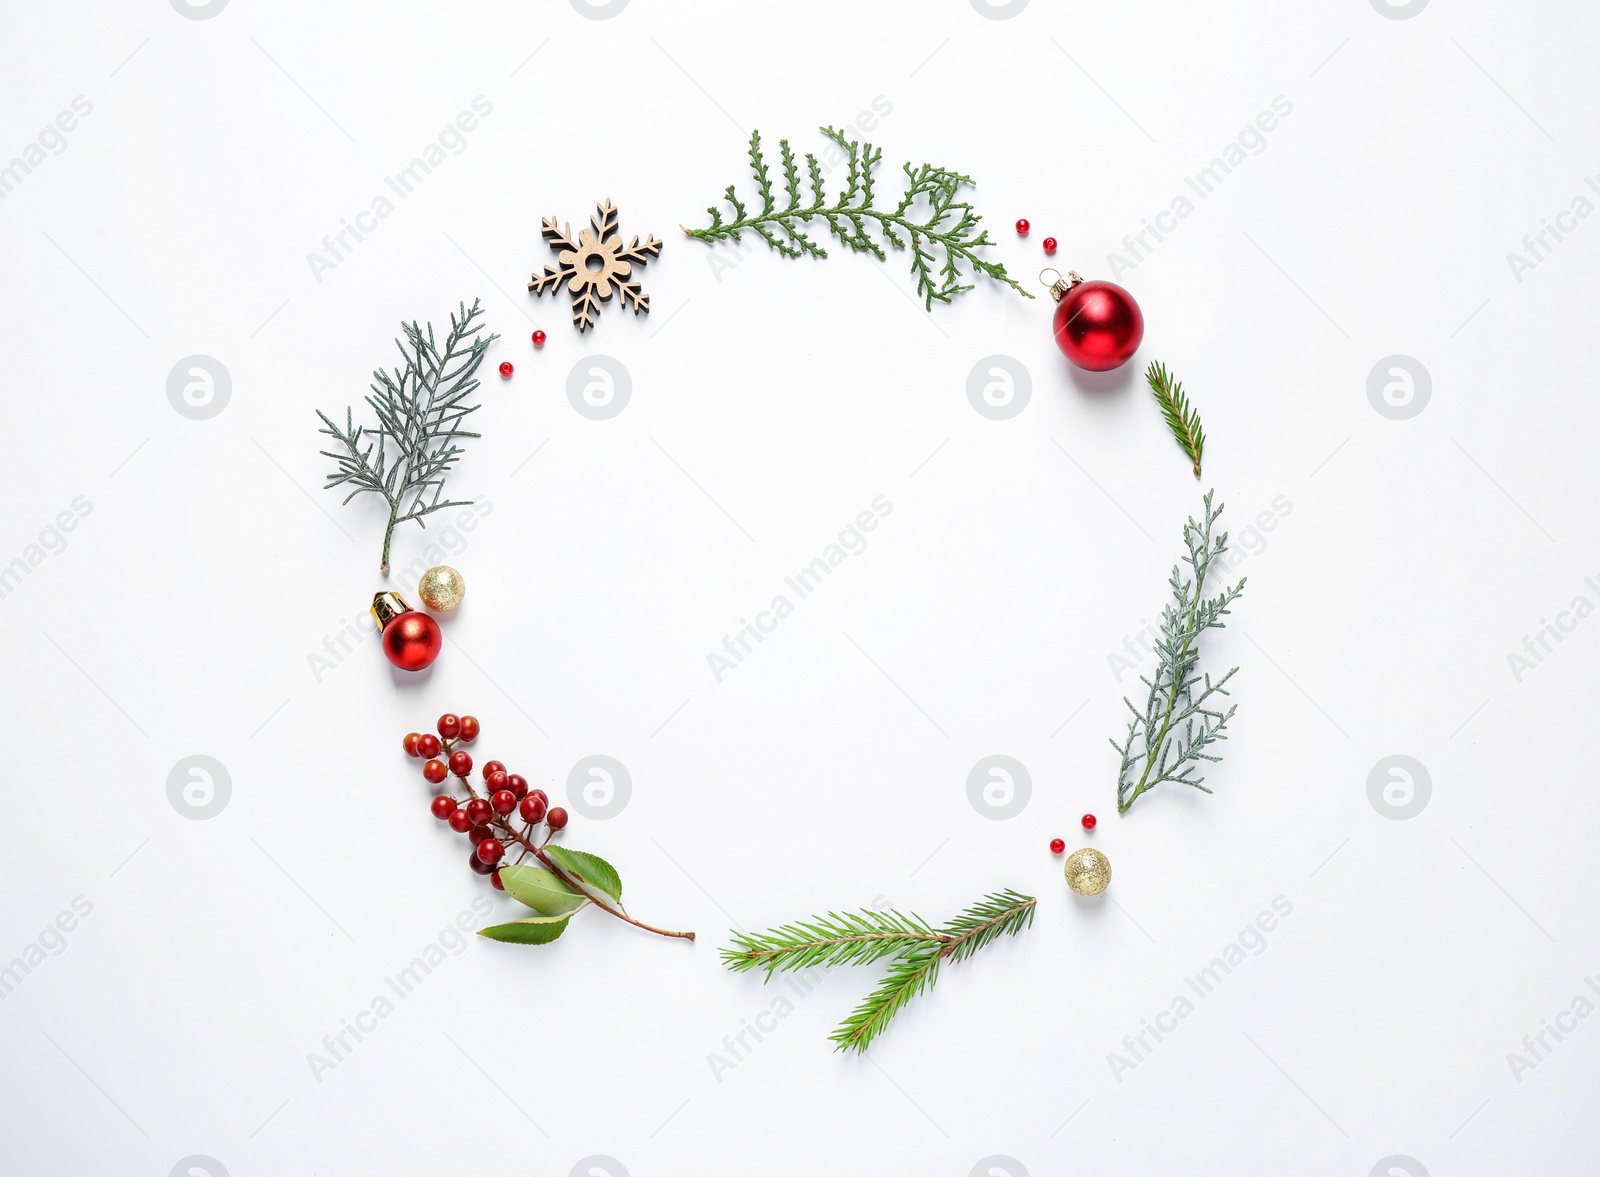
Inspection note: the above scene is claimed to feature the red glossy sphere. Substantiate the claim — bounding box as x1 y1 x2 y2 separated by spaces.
449 750 473 778
464 797 493 826
416 734 442 759
481 760 506 781
403 732 422 757
527 788 548 806
506 773 529 800
1015 218 1030 236
431 796 457 820
545 807 568 831
437 714 461 739
476 838 505 866
491 789 518 815
381 611 442 672
532 330 546 347
1082 813 1098 830
518 794 547 824
490 868 505 890
469 851 495 875
499 361 513 378
1050 838 1065 854
485 770 509 793
422 759 448 785
1042 237 1057 255
447 808 474 833
457 715 480 741
1052 280 1144 372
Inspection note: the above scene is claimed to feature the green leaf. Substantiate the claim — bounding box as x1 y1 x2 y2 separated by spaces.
497 865 584 916
544 847 623 905
477 914 573 945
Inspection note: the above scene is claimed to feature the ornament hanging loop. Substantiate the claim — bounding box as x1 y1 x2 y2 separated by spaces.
1040 268 1084 302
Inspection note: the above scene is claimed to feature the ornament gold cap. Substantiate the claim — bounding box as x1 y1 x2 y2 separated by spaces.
370 590 412 630
1040 268 1084 302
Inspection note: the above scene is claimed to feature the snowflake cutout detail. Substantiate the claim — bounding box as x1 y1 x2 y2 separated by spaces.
528 199 663 332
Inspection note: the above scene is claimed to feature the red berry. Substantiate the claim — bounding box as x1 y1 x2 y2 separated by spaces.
1015 218 1030 236
437 714 461 740
485 770 509 793
527 788 548 805
464 797 493 826
499 361 514 379
416 734 442 759
506 773 529 800
1043 237 1057 255
447 808 474 833
469 824 495 843
422 759 448 785
545 807 568 831
531 330 546 347
458 715 480 741
1082 813 1097 830
481 760 506 781
469 851 495 876
490 868 505 890
1050 838 1066 855
518 794 547 824
476 838 505 866
491 789 518 815
431 796 457 820
403 732 422 757
449 750 473 778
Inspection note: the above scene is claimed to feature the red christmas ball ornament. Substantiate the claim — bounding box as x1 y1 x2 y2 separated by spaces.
499 361 514 379
371 591 442 672
1015 218 1030 236
531 330 546 347
1046 269 1144 372
1082 813 1098 830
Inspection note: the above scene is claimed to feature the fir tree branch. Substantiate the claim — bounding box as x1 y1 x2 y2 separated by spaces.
1113 491 1245 814
721 908 940 977
317 299 498 572
685 127 1033 311
1146 361 1206 479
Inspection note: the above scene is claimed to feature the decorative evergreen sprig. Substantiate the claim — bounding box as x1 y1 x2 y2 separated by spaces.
685 127 1032 311
317 300 499 573
1146 361 1206 479
1114 492 1245 814
723 889 1036 1053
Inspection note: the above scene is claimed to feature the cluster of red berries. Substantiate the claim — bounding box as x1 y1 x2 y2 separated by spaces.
404 713 569 890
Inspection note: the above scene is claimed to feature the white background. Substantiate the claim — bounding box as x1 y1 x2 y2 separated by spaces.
2 1 1596 1174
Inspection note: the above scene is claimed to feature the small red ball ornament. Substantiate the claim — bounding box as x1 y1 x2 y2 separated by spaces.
1042 237 1057 255
1082 813 1097 830
1046 270 1144 372
499 361 513 379
1015 218 1030 236
531 330 546 347
372 591 442 672
1050 838 1065 855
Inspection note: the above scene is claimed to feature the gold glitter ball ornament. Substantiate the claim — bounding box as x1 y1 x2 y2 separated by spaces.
418 565 466 612
1064 847 1111 896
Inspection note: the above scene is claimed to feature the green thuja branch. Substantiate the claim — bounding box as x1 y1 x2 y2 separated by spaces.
1113 491 1245 814
686 127 1032 311
724 889 1036 1053
317 300 498 573
1146 361 1206 478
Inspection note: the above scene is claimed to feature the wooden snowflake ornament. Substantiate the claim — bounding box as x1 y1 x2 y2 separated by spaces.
529 200 662 332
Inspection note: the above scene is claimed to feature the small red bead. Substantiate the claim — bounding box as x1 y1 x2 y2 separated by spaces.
491 789 518 816
1015 218 1030 236
431 796 457 820
481 760 506 781
403 732 422 757
1042 237 1057 255
457 715 480 741
437 714 461 740
506 773 529 800
1082 813 1097 830
531 330 546 347
1050 838 1065 855
422 759 448 785
464 797 493 826
469 851 495 876
499 361 513 379
449 750 473 778
545 806 568 831
416 734 442 759
490 868 505 890
447 808 474 833
518 794 547 824
476 838 505 866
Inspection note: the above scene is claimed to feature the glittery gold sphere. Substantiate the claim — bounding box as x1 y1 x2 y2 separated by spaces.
1064 847 1111 896
418 565 466 612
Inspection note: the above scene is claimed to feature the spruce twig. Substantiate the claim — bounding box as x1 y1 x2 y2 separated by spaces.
317 300 498 572
1113 491 1245 814
685 127 1032 311
1146 361 1205 479
723 889 1036 1054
